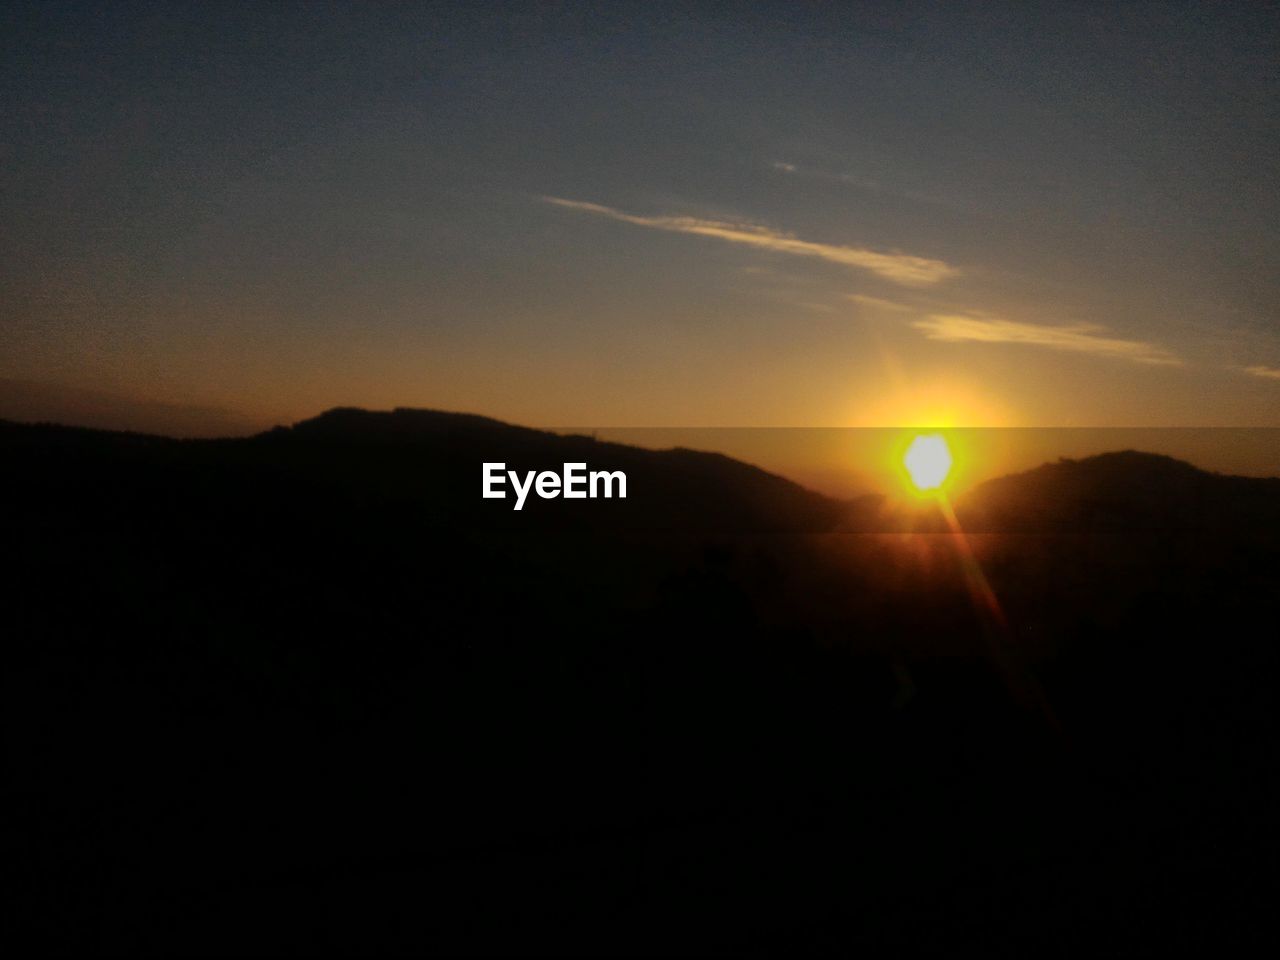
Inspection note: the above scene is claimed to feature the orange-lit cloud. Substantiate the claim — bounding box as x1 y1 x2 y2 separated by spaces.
913 314 1182 366
543 197 959 286
1245 365 1280 380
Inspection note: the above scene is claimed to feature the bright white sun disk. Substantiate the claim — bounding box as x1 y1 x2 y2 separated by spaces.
904 434 952 491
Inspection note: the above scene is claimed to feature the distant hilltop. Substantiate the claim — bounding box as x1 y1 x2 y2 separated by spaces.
959 449 1280 534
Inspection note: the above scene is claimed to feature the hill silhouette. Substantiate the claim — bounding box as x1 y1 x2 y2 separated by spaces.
278 406 845 534
958 449 1280 533
4 410 1279 954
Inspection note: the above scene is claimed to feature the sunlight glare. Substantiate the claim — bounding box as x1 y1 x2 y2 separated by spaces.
904 434 953 491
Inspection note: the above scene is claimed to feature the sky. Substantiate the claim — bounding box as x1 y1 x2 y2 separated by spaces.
3 1 1280 445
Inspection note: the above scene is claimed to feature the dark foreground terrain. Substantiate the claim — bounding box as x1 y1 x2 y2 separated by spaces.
4 409 1279 953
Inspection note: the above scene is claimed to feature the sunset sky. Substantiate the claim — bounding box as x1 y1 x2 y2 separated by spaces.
4 1 1280 440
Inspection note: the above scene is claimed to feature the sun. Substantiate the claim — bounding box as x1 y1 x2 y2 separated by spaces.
903 433 953 493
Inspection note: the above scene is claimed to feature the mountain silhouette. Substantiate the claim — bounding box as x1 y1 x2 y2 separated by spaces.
278 406 845 533
958 449 1280 533
4 410 1279 954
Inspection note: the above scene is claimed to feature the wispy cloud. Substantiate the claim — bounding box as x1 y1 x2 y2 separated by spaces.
1245 365 1280 380
542 196 958 287
913 314 1182 366
848 293 911 312
770 160 957 210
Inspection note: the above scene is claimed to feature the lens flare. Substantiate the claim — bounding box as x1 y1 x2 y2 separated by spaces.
904 434 952 491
